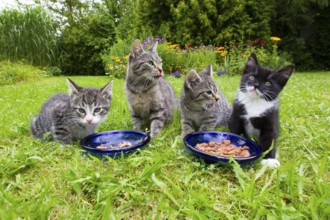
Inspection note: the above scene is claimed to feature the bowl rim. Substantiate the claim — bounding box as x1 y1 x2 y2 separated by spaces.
80 130 151 153
183 131 262 161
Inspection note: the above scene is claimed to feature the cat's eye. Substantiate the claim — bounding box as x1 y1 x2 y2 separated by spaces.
94 108 101 113
148 61 154 66
77 108 86 114
265 81 272 87
249 76 255 80
206 91 212 95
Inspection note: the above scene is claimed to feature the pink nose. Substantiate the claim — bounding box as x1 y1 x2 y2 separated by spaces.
87 119 93 124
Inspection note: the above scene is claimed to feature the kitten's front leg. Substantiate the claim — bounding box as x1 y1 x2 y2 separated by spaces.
199 119 217 132
228 114 245 135
52 125 72 145
150 116 165 138
181 120 194 138
131 115 143 131
259 131 280 168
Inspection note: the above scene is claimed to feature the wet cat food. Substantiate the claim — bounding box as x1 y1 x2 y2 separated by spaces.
96 141 132 150
195 140 250 157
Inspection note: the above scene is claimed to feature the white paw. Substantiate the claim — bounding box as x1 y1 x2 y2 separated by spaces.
260 158 281 168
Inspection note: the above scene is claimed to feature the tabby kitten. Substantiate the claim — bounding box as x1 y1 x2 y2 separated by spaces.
125 39 177 137
229 53 294 168
180 64 232 138
31 79 113 144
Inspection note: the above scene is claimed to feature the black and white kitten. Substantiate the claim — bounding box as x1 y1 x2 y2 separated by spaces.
229 53 294 168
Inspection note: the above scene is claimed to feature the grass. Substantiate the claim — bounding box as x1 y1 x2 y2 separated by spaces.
0 6 58 66
0 72 329 219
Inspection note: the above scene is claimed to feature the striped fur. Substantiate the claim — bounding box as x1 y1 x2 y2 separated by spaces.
31 79 113 144
124 39 177 137
179 65 232 138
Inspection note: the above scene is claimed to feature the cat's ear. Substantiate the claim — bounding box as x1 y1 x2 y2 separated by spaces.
67 78 81 95
149 41 158 53
130 39 144 59
244 53 258 74
186 70 202 89
270 64 294 87
100 80 113 99
200 64 213 79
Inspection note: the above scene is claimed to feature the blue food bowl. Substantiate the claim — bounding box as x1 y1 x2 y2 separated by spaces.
184 131 262 165
80 130 151 157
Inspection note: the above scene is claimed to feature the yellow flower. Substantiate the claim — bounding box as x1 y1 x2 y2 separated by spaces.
115 59 121 63
167 44 180 49
220 50 228 57
123 55 129 60
270 36 281 41
216 46 224 52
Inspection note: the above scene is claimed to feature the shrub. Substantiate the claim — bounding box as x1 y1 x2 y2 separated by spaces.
0 61 44 86
102 39 131 79
59 9 116 75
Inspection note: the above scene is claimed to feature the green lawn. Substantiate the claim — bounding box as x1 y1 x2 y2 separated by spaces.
0 72 329 219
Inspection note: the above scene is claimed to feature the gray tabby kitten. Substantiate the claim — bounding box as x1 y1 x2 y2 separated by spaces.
31 79 113 144
125 39 177 137
180 64 232 138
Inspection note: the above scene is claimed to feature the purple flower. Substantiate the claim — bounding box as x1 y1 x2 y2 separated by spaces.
217 70 227 76
142 41 149 48
172 71 182 78
155 37 164 43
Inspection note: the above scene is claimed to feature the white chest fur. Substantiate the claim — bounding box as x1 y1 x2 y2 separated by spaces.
237 91 277 138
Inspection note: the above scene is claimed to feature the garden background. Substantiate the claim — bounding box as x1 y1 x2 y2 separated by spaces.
0 0 329 219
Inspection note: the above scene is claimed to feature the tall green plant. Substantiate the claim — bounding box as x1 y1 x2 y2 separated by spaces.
0 6 58 66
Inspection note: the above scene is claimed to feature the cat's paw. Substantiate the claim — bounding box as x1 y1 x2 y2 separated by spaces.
260 158 281 168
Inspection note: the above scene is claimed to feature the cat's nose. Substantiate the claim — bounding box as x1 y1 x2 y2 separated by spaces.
86 118 93 124
157 68 164 77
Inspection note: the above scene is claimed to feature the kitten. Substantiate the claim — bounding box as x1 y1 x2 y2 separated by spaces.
229 53 294 168
124 39 177 137
180 64 232 138
31 79 113 144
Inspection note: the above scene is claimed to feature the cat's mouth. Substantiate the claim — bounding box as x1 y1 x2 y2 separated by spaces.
153 73 164 79
246 86 262 97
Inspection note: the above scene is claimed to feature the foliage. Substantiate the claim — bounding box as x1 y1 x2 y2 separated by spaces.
0 61 44 86
271 0 330 70
0 73 329 218
217 37 292 75
102 40 131 79
103 0 138 41
136 0 274 46
103 37 290 78
59 7 117 75
2 0 328 73
0 6 58 66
